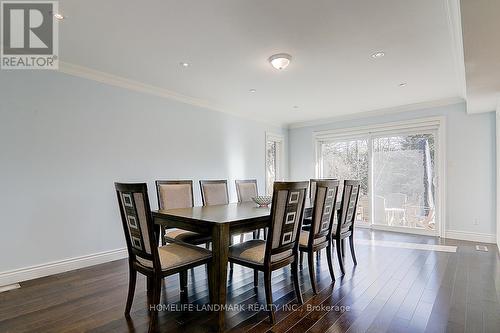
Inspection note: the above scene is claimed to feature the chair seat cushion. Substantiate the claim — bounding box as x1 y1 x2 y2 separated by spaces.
299 230 327 247
229 240 292 265
137 243 211 271
165 229 211 244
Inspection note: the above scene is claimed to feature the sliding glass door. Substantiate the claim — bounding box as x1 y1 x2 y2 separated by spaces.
316 121 441 236
372 133 436 231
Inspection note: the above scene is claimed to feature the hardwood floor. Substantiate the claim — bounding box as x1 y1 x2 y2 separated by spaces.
1 230 499 333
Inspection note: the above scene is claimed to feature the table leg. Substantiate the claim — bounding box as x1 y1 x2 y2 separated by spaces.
209 223 229 332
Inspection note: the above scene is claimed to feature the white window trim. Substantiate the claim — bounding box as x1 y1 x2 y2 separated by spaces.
313 116 447 238
265 132 285 194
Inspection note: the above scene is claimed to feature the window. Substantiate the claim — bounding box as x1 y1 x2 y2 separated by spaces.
266 133 284 195
315 117 444 236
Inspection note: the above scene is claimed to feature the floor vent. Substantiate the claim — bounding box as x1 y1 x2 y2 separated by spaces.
0 283 20 293
475 245 488 252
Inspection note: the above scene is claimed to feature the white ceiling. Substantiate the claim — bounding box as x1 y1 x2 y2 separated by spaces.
58 0 465 125
460 0 500 113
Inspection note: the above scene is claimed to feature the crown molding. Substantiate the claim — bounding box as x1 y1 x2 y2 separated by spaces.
445 0 467 101
287 97 464 129
58 62 285 129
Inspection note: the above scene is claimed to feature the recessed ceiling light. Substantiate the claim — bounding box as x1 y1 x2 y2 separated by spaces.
52 12 65 20
249 89 256 93
371 51 385 59
399 82 407 87
269 53 292 70
179 62 190 67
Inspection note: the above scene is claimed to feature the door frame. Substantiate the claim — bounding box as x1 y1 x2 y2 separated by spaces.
265 132 285 195
313 116 446 238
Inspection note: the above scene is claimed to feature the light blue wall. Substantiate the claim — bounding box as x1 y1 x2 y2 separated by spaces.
288 103 496 236
0 71 286 273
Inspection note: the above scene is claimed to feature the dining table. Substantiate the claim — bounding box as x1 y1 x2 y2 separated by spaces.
152 198 314 331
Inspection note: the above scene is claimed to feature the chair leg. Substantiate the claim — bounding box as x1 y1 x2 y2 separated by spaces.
124 266 137 317
336 238 345 275
253 230 259 239
240 233 244 243
148 277 161 333
264 270 275 324
307 251 318 294
299 251 304 268
291 259 303 304
326 243 335 282
316 249 321 261
254 270 258 287
349 235 357 265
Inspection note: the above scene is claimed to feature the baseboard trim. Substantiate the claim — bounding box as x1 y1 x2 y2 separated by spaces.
445 230 497 244
0 248 127 287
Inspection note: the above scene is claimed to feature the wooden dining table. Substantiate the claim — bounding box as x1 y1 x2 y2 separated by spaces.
152 199 314 331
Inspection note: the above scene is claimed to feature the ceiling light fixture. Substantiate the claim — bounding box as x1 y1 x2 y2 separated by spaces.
180 62 190 67
249 89 256 93
52 12 65 20
371 51 385 59
399 82 407 87
268 53 292 70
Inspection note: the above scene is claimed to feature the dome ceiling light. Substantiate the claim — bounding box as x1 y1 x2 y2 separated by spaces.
268 53 292 70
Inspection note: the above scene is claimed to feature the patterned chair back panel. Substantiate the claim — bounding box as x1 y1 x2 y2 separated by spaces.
116 184 154 262
157 182 193 210
311 180 339 238
236 180 258 203
269 182 308 258
200 181 229 206
337 180 361 233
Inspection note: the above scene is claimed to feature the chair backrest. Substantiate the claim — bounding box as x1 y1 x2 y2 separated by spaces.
309 178 336 203
235 179 258 203
265 181 308 265
307 180 340 246
336 180 361 235
199 180 229 206
115 182 160 271
155 180 194 210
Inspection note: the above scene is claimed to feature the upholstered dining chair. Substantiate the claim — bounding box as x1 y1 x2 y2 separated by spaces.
155 180 211 247
332 180 361 275
298 179 340 294
199 179 229 206
115 183 212 332
228 181 308 323
235 179 266 240
200 179 242 270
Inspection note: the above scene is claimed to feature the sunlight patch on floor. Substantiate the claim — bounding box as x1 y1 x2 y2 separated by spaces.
355 239 457 252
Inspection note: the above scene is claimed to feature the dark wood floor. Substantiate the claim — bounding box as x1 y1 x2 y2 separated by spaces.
1 230 499 333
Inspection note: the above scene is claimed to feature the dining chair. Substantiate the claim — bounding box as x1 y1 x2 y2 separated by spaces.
298 179 340 294
235 179 266 240
228 181 308 323
200 179 242 269
302 178 337 262
115 183 212 332
199 179 229 206
155 180 211 246
332 180 361 275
